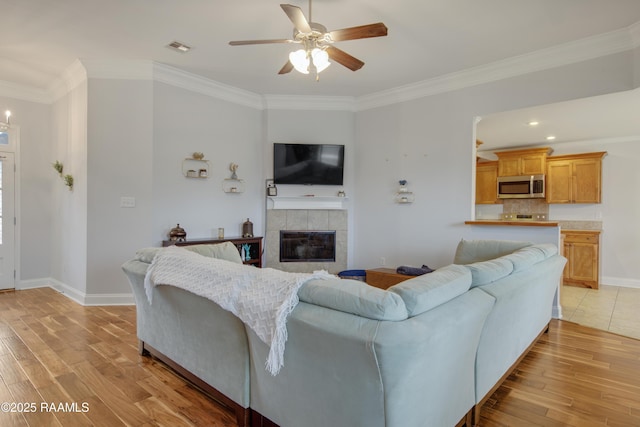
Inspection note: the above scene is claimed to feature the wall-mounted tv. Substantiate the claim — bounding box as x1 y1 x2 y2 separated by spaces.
273 143 344 185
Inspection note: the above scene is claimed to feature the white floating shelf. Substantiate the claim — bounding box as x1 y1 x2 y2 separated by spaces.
268 196 348 210
222 179 245 193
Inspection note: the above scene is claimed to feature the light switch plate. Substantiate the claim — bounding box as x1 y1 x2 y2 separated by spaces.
120 196 136 208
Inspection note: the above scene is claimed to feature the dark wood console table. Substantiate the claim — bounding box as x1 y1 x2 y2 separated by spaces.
162 236 263 268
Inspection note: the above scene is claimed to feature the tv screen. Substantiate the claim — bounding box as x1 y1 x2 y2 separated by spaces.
273 143 344 185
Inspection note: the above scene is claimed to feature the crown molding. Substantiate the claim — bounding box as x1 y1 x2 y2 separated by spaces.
1 21 639 109
81 59 154 80
47 59 88 102
0 80 51 104
356 24 637 111
153 63 264 110
263 94 355 111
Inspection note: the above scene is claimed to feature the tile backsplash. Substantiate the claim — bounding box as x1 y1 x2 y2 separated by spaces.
502 199 549 215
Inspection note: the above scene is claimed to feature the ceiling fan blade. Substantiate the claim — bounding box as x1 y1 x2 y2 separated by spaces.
280 4 312 33
329 22 388 42
229 39 295 46
326 46 364 71
278 60 294 74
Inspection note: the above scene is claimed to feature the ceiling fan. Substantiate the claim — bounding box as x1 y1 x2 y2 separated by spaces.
228 0 388 80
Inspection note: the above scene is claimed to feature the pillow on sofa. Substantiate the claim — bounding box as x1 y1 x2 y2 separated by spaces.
530 243 558 258
298 278 408 321
464 257 514 288
453 239 532 265
185 242 244 264
135 242 243 264
502 243 559 272
389 264 471 317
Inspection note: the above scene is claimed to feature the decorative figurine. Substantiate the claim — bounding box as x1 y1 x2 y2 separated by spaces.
242 218 253 237
242 244 251 261
230 163 239 180
169 224 187 242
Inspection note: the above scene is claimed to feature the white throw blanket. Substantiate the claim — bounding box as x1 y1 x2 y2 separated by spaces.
143 246 333 375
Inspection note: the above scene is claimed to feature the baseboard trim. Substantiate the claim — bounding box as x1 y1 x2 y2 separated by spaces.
601 276 640 289
17 278 134 306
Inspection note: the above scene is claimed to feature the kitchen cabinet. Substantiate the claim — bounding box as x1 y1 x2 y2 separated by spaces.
495 147 552 177
475 161 500 204
562 230 600 289
546 152 606 203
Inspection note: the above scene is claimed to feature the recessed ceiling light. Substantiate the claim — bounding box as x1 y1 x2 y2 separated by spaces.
528 121 539 126
546 135 556 141
166 41 192 53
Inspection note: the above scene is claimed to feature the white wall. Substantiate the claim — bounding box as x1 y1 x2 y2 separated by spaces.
547 138 640 287
50 82 88 296
353 52 637 271
263 109 355 199
152 82 263 245
0 95 52 281
86 79 154 296
634 45 640 88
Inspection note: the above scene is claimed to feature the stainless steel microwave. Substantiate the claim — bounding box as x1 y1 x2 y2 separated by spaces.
497 174 545 199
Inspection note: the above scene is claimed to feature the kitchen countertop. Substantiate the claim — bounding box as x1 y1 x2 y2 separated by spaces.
465 219 602 230
465 220 559 227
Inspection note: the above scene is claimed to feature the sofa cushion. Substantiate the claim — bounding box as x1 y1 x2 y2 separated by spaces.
298 278 408 321
389 264 471 317
464 257 514 288
453 239 532 265
502 243 559 272
135 242 243 264
530 243 558 258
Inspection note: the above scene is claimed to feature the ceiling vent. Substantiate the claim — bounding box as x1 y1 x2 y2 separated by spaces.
166 41 192 53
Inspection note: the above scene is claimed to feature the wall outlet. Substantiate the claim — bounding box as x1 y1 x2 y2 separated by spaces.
120 196 136 208
380 257 386 266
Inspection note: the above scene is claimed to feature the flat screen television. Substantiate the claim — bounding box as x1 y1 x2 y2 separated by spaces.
273 143 344 185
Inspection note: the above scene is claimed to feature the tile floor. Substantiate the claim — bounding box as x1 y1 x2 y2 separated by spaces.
561 284 640 340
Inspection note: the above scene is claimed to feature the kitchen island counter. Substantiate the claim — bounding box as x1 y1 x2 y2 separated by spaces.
465 220 559 227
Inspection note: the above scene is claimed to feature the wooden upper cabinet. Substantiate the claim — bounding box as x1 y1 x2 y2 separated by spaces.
476 161 500 204
495 147 552 177
546 152 606 204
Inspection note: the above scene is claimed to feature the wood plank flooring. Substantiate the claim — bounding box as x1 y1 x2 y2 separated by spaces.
1 287 639 426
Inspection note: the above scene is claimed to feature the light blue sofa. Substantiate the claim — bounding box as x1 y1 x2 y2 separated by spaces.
248 268 495 427
122 242 252 427
122 239 565 427
452 239 567 424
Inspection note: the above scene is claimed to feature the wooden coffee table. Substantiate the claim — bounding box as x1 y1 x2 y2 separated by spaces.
365 268 413 290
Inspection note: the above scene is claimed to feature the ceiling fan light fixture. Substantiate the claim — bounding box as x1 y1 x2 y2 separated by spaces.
289 49 310 74
311 48 330 73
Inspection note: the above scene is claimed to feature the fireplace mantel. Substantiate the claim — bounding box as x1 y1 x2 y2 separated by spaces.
268 196 348 210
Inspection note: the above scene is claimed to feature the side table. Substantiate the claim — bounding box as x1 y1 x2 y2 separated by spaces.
365 268 413 290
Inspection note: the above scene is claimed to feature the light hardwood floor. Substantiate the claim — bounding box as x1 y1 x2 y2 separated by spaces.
1 287 639 426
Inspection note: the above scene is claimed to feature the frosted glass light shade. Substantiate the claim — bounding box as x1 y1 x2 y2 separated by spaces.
311 48 330 72
289 49 310 74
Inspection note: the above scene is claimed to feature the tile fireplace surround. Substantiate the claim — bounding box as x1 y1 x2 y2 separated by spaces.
265 209 347 274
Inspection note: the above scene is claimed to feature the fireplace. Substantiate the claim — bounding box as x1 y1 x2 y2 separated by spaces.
265 209 347 273
280 231 336 262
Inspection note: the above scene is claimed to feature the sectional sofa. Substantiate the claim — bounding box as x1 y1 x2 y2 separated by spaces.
122 239 566 427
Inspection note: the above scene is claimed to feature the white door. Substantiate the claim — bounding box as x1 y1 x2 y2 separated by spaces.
0 152 15 289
